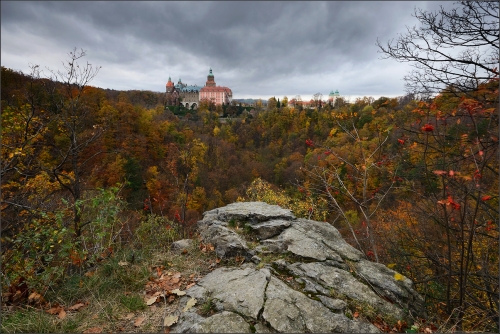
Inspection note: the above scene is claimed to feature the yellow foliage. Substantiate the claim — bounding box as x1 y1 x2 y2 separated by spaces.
394 272 405 281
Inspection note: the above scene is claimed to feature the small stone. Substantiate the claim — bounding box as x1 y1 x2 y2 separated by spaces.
317 295 347 312
171 239 194 253
251 255 261 264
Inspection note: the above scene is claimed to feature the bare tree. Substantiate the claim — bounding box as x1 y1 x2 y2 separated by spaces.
377 1 499 98
46 48 103 238
377 2 499 330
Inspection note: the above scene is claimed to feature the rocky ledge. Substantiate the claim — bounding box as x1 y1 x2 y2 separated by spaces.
170 202 425 333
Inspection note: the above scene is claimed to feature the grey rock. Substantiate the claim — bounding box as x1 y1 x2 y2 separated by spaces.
171 239 194 253
174 202 425 332
190 311 251 333
277 223 344 261
263 276 377 333
348 319 381 333
253 323 271 333
271 259 289 271
287 261 405 319
255 239 288 254
201 202 295 225
354 259 426 317
251 255 261 264
317 295 347 312
295 219 364 261
170 309 205 333
325 259 350 271
249 219 291 240
187 267 268 319
198 223 251 259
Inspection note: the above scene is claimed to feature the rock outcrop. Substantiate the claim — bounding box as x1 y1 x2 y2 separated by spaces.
170 202 425 333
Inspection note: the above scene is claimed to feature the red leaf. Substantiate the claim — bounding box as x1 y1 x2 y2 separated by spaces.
481 195 492 201
421 124 434 132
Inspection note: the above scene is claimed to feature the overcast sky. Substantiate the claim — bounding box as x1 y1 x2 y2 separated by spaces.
1 1 454 101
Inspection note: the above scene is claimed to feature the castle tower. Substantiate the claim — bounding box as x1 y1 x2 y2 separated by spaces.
166 76 174 93
205 68 216 87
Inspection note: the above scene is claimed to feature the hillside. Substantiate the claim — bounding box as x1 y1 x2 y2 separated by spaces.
1 56 499 333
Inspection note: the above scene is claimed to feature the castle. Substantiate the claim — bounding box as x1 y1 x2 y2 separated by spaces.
165 68 232 109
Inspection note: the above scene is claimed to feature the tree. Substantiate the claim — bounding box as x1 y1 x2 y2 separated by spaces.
313 92 323 109
378 2 499 330
267 96 277 110
44 48 103 239
301 117 397 263
377 1 499 98
282 96 288 108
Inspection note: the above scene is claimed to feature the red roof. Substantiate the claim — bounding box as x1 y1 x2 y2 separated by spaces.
200 86 232 94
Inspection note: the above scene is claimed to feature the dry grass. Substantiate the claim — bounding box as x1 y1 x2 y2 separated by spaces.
1 238 220 333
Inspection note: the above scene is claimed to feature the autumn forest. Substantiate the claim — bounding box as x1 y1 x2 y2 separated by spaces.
1 2 498 332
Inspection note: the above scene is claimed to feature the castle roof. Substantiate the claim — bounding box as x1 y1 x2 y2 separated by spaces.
166 76 174 87
176 85 202 93
200 86 232 94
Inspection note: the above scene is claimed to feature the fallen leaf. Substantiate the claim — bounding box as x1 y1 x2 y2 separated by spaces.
84 271 95 277
183 298 197 312
83 327 103 333
123 313 135 320
146 296 158 306
171 289 186 296
118 261 129 266
68 302 85 311
182 249 188 254
46 306 62 315
394 273 405 281
353 311 359 318
164 315 179 327
186 283 196 290
168 295 176 303
189 274 195 278
91 314 99 320
134 316 146 327
215 258 221 264
28 292 43 304
58 309 67 319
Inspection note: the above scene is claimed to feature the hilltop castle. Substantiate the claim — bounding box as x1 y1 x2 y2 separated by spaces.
165 68 232 109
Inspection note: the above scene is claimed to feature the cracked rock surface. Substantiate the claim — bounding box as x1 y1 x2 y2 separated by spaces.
171 202 425 333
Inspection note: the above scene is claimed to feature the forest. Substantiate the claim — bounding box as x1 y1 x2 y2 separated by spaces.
1 2 498 332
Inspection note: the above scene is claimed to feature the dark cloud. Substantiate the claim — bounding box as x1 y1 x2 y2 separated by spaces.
1 1 454 99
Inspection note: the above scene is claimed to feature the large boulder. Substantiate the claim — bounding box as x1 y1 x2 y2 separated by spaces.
171 202 426 333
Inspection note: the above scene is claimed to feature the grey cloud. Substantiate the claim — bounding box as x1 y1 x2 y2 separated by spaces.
1 1 453 98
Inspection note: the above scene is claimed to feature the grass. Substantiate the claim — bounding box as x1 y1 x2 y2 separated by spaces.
1 234 219 333
119 295 146 312
198 297 217 316
1 307 84 333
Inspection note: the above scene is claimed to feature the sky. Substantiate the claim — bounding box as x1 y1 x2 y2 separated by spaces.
1 1 455 101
